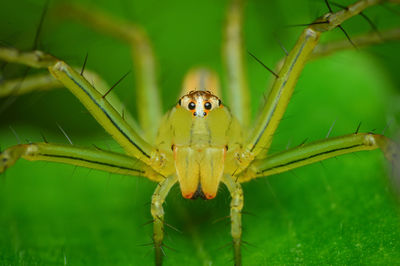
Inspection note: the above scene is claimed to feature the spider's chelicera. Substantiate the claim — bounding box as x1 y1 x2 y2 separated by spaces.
0 0 399 265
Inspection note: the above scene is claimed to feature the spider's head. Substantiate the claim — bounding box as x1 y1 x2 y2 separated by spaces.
177 90 222 118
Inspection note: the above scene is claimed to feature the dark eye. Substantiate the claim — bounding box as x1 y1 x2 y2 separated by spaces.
204 102 212 110
218 99 222 106
188 102 196 110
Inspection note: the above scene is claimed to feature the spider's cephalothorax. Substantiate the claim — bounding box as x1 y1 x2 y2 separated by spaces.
157 90 242 200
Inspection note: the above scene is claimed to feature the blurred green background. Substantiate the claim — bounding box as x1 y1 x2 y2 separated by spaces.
1 0 400 265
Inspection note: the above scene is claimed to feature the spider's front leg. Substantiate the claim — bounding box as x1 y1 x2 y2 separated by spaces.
0 50 168 174
47 61 155 161
223 175 244 266
237 0 400 171
52 3 162 141
0 47 144 134
238 133 399 182
151 176 177 266
0 142 163 181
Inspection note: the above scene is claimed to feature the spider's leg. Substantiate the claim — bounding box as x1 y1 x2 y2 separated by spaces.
0 142 162 181
48 61 156 165
311 28 400 60
0 72 60 97
0 58 142 134
0 48 155 164
223 0 250 128
238 133 398 182
0 47 57 68
223 175 244 266
53 3 162 141
151 175 177 266
243 0 396 167
273 27 400 74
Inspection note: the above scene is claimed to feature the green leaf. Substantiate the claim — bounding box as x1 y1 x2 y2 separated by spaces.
0 0 399 265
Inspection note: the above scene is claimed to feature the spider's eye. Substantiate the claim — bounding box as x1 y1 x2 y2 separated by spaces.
204 102 212 110
218 99 222 106
188 102 196 110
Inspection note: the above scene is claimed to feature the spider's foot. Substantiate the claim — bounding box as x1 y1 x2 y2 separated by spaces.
233 239 242 266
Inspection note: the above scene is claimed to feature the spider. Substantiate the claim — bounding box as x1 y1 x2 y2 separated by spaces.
0 0 400 265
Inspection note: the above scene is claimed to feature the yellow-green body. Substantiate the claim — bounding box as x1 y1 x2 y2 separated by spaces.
156 102 242 198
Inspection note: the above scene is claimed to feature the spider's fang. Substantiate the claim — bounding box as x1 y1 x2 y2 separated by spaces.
191 183 207 200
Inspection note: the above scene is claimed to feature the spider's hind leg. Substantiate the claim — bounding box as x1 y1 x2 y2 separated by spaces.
223 0 250 128
52 3 162 141
0 46 142 133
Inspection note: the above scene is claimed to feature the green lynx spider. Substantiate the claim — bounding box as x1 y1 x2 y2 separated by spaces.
1 0 400 265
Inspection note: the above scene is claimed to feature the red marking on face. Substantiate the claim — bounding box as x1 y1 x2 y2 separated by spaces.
177 90 222 117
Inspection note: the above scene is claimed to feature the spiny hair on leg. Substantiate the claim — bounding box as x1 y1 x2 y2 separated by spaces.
102 70 131 99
